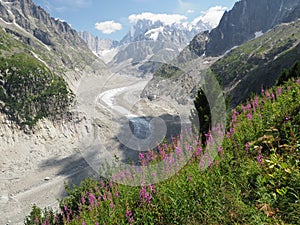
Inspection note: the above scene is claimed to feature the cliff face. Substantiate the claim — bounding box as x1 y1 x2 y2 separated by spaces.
1 0 86 48
179 0 300 58
205 0 300 56
79 31 119 53
0 0 106 89
143 18 300 108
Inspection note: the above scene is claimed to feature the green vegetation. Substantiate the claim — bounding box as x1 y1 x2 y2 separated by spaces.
212 21 300 86
0 53 73 127
25 69 299 224
277 61 300 85
190 70 227 143
153 64 183 78
210 20 300 107
0 26 74 128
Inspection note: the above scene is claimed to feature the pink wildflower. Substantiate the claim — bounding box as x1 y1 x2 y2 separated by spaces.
126 210 135 224
175 146 183 156
246 103 251 111
247 113 253 121
271 93 275 100
34 217 39 223
277 86 282 96
88 193 96 205
257 154 264 166
232 110 237 123
139 186 152 203
109 202 115 210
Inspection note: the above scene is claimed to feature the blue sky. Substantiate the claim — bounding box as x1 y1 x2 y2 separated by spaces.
32 0 238 40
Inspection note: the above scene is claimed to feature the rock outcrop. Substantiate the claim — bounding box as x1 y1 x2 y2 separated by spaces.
0 0 106 89
186 0 300 57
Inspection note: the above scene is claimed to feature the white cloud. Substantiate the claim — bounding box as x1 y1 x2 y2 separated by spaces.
128 12 187 25
95 21 122 34
187 9 195 14
192 6 227 28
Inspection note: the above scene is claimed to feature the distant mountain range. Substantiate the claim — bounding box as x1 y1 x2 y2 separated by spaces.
79 17 212 67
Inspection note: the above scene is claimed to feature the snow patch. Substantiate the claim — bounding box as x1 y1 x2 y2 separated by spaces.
145 27 164 41
164 48 175 52
97 48 119 64
255 31 264 38
31 51 49 67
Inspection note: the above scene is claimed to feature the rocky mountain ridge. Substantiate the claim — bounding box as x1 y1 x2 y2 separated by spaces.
143 0 300 107
80 17 212 74
188 0 300 57
78 31 119 61
119 18 211 48
143 21 300 108
0 0 106 88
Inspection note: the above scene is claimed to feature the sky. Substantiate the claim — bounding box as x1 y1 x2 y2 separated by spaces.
32 0 238 40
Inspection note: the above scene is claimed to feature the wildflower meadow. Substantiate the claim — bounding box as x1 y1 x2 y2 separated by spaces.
25 77 300 224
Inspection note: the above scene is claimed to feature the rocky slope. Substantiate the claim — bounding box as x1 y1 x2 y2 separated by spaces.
143 0 300 107
189 0 300 57
0 1 108 223
143 19 300 109
78 31 119 62
0 0 106 88
212 19 300 106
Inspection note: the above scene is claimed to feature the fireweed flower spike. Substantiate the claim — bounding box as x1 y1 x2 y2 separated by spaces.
257 154 264 166
247 113 253 121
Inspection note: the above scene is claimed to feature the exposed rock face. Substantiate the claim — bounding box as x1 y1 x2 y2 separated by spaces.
188 0 300 57
176 31 210 63
143 0 300 108
79 31 119 56
0 0 106 88
119 19 211 50
212 19 300 107
1 0 83 46
79 17 213 75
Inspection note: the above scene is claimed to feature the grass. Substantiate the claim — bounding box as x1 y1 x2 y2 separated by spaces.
213 20 300 86
24 76 300 224
210 20 300 107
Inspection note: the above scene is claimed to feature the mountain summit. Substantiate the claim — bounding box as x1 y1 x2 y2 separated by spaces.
80 15 213 66
205 0 300 56
119 17 211 49
0 0 105 87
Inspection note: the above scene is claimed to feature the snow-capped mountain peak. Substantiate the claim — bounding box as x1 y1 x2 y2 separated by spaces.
120 17 212 46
